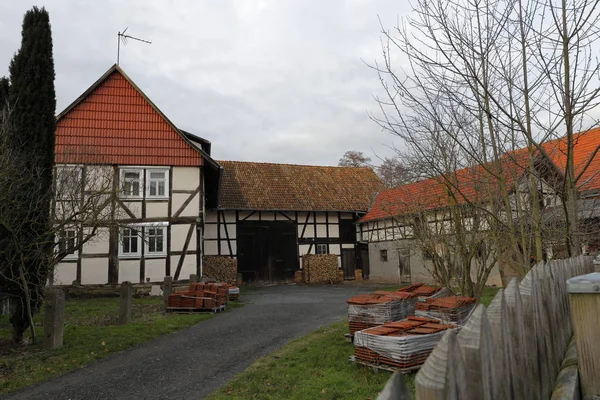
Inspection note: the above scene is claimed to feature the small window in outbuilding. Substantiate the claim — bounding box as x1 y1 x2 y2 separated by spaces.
380 249 388 262
316 244 328 254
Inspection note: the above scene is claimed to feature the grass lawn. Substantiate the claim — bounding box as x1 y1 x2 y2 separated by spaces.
0 296 243 395
206 286 500 400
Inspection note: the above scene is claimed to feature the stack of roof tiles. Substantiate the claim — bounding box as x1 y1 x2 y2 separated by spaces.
347 291 419 335
354 316 457 372
415 296 477 325
167 283 229 311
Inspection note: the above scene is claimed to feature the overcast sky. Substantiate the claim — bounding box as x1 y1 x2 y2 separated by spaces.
0 0 411 166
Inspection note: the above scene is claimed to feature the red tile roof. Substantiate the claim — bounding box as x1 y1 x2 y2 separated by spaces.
361 129 600 222
217 161 383 212
55 64 204 166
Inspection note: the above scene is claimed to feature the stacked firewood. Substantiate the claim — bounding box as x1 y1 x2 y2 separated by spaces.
202 256 237 285
302 254 341 284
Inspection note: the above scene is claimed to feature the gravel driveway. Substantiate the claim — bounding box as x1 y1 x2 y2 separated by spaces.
4 283 376 400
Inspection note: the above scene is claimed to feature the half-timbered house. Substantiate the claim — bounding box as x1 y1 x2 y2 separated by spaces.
203 161 382 282
359 130 600 285
52 64 220 285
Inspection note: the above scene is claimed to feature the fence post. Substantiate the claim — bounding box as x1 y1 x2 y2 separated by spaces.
457 304 494 400
567 272 600 398
506 278 531 399
163 276 173 309
376 372 411 400
416 329 466 400
119 281 132 325
486 289 512 400
43 288 65 350
189 274 199 283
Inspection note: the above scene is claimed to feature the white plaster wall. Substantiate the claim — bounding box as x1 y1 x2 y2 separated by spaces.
261 212 276 221
84 165 113 192
328 213 339 223
205 223 218 240
172 167 200 191
82 258 110 284
171 193 199 217
301 225 314 238
329 244 341 255
178 255 197 280
82 228 110 254
205 210 218 223
315 212 326 223
122 201 142 218
299 244 311 256
54 263 77 285
238 211 252 220
342 243 355 249
280 212 295 220
171 225 196 251
117 259 139 283
145 259 166 282
245 212 260 220
204 240 218 255
329 224 340 238
340 213 353 219
316 224 327 238
220 241 235 256
223 211 236 223
146 201 168 218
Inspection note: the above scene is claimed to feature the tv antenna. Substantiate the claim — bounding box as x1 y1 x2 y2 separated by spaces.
117 27 151 64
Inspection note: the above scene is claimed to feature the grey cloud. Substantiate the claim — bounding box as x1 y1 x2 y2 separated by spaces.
0 0 407 165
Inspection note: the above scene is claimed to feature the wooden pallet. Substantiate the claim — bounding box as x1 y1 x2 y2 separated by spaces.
166 304 226 314
349 355 422 374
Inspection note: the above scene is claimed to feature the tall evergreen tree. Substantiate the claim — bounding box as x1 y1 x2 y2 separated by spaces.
5 6 56 343
0 77 8 109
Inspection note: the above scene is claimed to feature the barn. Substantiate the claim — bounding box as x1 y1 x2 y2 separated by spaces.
203 161 382 282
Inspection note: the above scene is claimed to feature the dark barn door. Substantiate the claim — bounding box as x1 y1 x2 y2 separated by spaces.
342 248 356 280
237 220 298 283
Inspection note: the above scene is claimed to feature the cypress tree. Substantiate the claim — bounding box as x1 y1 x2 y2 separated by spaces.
6 6 56 343
0 77 8 109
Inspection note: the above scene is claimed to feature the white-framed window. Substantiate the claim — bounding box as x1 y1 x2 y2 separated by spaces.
146 226 166 257
146 169 168 198
58 228 78 259
55 166 82 200
120 227 141 257
316 243 328 255
119 222 168 258
120 169 143 198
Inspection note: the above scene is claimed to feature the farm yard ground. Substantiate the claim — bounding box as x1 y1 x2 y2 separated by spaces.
207 286 499 400
1 283 378 400
0 294 234 396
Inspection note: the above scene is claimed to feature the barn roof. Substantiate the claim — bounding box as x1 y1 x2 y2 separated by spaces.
55 64 215 167
217 161 383 212
361 129 600 223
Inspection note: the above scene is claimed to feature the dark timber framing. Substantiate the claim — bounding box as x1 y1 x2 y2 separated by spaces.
204 209 364 280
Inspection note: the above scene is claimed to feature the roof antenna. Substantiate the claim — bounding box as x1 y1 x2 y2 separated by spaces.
117 27 152 65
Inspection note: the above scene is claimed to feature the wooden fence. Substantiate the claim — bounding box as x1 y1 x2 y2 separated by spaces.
377 255 593 400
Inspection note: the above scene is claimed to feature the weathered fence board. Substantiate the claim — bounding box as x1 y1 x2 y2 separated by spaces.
378 255 593 400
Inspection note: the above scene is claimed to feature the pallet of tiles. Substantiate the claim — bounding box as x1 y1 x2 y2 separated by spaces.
415 295 476 325
167 282 230 313
347 291 418 335
353 316 457 373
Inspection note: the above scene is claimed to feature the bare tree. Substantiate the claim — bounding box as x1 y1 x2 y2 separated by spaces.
369 0 600 279
377 157 412 187
338 150 372 167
